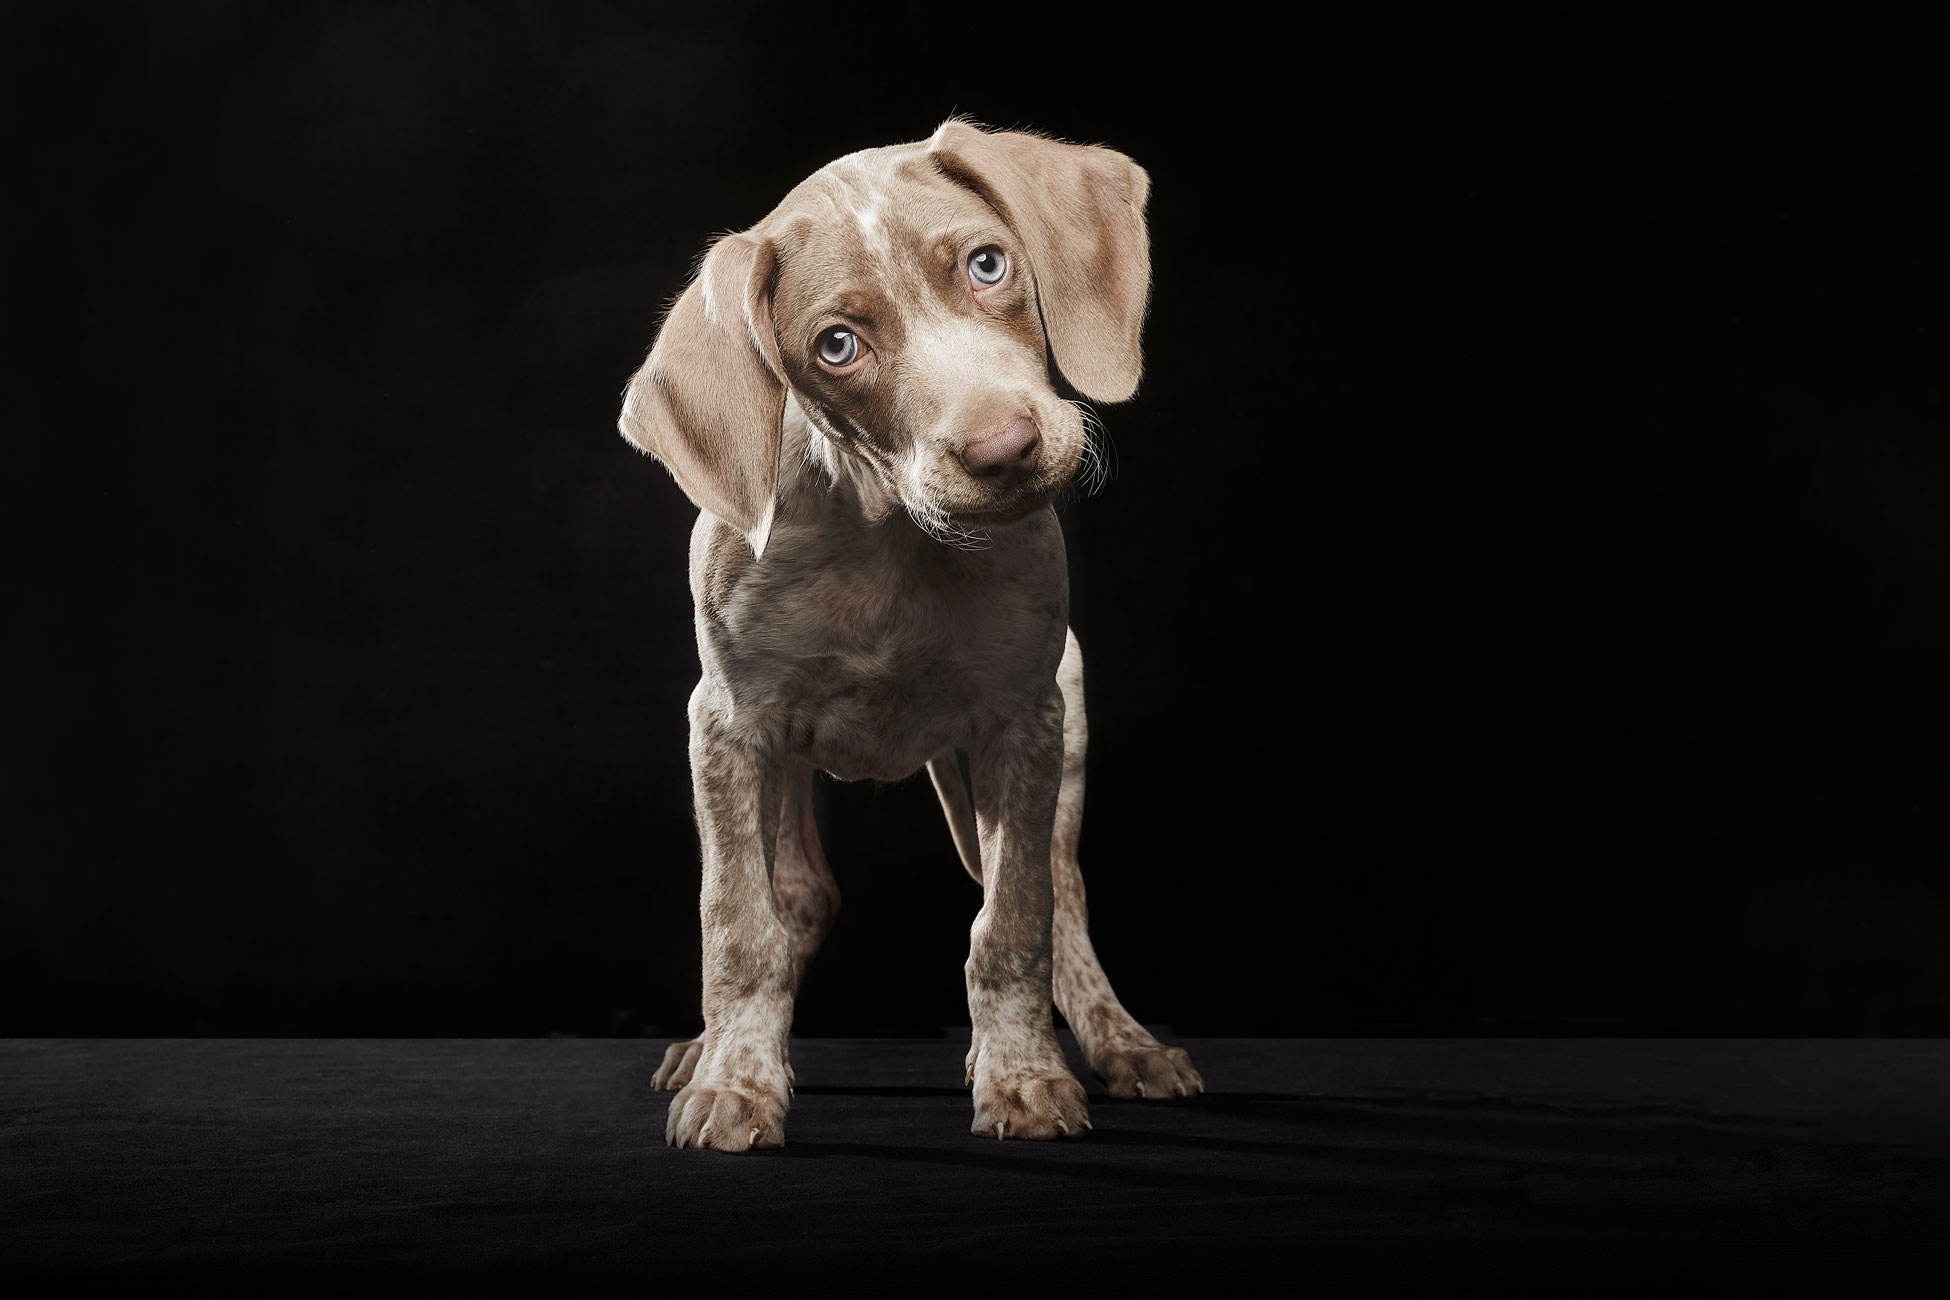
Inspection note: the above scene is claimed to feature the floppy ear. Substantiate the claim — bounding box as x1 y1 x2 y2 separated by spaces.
928 120 1151 402
618 231 786 557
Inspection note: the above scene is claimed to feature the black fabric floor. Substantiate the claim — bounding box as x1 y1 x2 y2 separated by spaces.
4 1037 1947 1287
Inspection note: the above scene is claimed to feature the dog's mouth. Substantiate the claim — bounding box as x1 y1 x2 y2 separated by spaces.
940 477 1066 527
912 443 1084 535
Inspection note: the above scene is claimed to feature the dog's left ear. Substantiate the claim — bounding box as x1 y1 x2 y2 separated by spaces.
929 121 1151 402
619 231 787 557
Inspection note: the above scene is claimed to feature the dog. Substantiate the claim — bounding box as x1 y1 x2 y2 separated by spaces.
618 120 1201 1151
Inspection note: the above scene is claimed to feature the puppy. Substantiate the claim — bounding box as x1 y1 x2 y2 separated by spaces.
619 120 1200 1151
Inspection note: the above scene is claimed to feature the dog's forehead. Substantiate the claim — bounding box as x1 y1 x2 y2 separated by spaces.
758 144 996 273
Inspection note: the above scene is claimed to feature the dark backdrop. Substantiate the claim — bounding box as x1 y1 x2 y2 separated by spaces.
8 5 1946 1036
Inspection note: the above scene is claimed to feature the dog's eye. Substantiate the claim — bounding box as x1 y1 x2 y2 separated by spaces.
816 329 860 367
968 248 1007 287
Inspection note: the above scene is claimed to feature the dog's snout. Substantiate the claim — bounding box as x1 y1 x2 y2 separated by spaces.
960 416 1042 481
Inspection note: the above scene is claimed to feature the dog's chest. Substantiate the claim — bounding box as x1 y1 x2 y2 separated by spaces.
701 518 1066 781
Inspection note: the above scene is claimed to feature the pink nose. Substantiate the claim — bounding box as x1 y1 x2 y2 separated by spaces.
960 416 1042 481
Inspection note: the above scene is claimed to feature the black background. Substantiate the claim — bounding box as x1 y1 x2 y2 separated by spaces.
8 5 1946 1037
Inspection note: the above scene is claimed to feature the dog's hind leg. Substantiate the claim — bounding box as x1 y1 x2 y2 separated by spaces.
928 749 983 885
771 762 842 991
654 762 837 1094
1047 629 1203 1099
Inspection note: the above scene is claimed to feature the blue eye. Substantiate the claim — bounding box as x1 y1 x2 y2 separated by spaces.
968 248 1007 286
817 329 859 366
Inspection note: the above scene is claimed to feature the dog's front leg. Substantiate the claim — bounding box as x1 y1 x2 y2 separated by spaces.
964 690 1091 1139
665 689 793 1152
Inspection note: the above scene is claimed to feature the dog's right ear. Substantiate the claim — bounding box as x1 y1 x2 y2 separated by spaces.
619 232 786 558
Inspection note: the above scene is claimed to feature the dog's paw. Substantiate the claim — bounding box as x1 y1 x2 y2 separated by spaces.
970 1064 1091 1140
650 1038 702 1091
665 1078 787 1152
1092 1041 1203 1100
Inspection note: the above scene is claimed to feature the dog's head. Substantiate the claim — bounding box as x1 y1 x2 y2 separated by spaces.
619 120 1151 554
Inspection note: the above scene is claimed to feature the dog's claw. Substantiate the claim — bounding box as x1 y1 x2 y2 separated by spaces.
1134 1080 1147 1098
996 1121 1006 1139
750 1128 761 1145
1056 1119 1069 1135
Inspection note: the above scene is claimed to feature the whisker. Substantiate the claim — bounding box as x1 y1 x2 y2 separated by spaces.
1067 399 1116 497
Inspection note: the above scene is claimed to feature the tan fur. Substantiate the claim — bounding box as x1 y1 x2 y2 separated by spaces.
623 121 1197 1150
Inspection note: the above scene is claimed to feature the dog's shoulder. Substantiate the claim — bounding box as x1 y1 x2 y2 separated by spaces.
688 509 752 622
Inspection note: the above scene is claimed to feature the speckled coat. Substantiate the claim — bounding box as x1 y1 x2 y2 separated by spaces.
619 120 1201 1151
